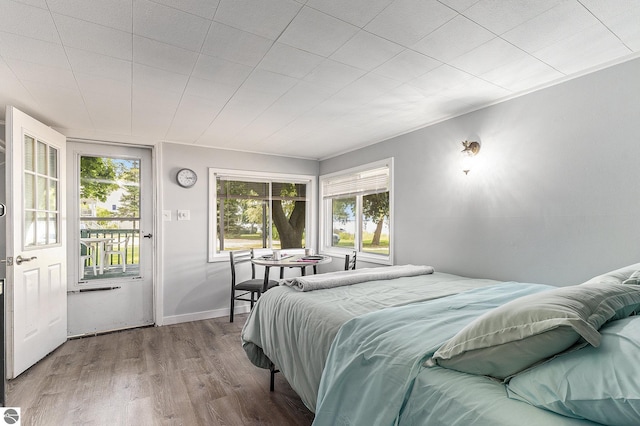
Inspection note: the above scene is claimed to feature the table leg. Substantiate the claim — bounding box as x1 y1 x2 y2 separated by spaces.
263 266 271 292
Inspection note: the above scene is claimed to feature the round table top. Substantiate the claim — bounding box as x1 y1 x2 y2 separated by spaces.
251 253 332 267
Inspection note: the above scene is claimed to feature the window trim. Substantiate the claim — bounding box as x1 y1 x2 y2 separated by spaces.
208 168 317 262
319 158 394 265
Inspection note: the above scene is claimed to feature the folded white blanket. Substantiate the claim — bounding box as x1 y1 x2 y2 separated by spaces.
279 264 435 291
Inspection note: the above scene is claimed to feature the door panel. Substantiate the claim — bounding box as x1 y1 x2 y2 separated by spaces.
6 106 67 379
67 142 154 336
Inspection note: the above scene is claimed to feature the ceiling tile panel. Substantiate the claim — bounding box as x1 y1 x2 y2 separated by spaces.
133 36 198 75
201 22 273 67
305 0 395 27
66 48 132 82
133 63 190 94
82 89 131 135
303 59 366 91
438 0 483 13
183 77 237 103
581 3 640 51
75 72 132 98
54 14 132 60
0 64 40 112
192 54 253 87
278 7 359 57
462 0 564 35
502 1 599 54
0 32 69 69
373 50 441 82
534 23 632 75
330 31 404 71
408 64 474 96
330 73 401 107
449 37 530 76
214 0 302 40
481 55 564 91
132 84 181 138
412 15 495 62
165 94 224 142
7 58 77 89
266 81 334 116
579 0 640 21
365 0 458 47
11 0 47 8
440 76 512 105
0 0 60 43
241 69 298 97
133 0 210 51
257 42 324 79
22 81 92 128
46 0 132 32
151 0 220 19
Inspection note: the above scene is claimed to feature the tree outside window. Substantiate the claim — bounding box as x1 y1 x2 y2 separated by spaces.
214 174 311 253
321 159 392 261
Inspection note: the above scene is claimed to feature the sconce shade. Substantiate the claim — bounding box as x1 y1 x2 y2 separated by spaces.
461 140 480 174
461 140 480 156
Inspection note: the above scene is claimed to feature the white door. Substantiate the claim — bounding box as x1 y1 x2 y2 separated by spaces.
5 106 67 379
67 142 154 336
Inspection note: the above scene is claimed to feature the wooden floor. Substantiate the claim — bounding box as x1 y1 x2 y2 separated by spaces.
7 314 315 426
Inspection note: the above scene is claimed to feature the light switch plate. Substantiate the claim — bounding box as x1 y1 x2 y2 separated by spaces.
163 210 171 221
177 210 190 220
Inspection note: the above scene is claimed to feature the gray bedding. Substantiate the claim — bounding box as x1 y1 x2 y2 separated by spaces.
241 271 499 411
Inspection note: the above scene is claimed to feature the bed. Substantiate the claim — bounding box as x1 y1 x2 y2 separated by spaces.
241 263 640 425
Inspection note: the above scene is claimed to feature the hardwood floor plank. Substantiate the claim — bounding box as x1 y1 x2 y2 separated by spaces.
8 314 314 425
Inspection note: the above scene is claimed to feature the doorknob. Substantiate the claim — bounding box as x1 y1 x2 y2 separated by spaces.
0 203 5 217
143 233 153 238
15 255 37 265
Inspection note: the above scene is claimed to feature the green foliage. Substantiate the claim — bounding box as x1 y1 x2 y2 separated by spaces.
116 160 140 218
363 192 389 222
80 157 119 202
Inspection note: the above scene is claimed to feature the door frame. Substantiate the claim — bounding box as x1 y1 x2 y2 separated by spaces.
66 139 159 332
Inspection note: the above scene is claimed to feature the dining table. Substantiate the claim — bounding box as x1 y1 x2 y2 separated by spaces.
80 237 114 275
251 253 332 291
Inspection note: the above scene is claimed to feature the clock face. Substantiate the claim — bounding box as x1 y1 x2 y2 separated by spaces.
176 168 197 188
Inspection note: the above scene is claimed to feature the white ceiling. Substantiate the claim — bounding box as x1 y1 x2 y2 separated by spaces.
1 0 639 159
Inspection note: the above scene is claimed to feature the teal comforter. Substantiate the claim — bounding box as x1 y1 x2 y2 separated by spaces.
313 282 553 426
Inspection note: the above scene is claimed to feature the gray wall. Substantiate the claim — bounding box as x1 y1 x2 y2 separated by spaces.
159 56 640 323
159 143 318 322
320 57 640 287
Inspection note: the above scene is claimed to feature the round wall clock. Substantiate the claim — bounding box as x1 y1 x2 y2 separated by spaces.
176 168 197 188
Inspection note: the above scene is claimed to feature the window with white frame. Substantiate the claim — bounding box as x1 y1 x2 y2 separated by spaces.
320 158 393 264
208 168 316 261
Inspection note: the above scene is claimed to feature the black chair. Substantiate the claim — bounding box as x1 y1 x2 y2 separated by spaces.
229 249 278 322
344 251 357 270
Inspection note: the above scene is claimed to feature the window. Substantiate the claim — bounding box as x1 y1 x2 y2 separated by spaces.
24 134 60 246
208 169 316 261
320 158 393 264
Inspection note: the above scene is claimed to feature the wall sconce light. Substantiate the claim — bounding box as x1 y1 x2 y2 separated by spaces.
461 140 480 175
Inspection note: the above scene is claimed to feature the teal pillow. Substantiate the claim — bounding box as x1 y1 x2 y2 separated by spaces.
430 282 640 379
507 316 640 426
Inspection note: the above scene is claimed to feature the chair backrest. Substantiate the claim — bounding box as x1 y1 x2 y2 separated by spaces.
229 249 256 285
80 240 91 253
344 251 357 270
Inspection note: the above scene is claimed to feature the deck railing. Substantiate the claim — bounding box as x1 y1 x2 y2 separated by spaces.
80 226 140 266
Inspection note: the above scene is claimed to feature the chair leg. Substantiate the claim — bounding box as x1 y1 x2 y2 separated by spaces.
230 292 235 323
270 362 279 392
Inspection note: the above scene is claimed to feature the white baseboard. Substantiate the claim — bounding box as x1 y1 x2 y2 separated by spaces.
161 304 252 326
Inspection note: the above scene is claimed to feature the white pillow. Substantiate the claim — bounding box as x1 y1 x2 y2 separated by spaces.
430 282 640 379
